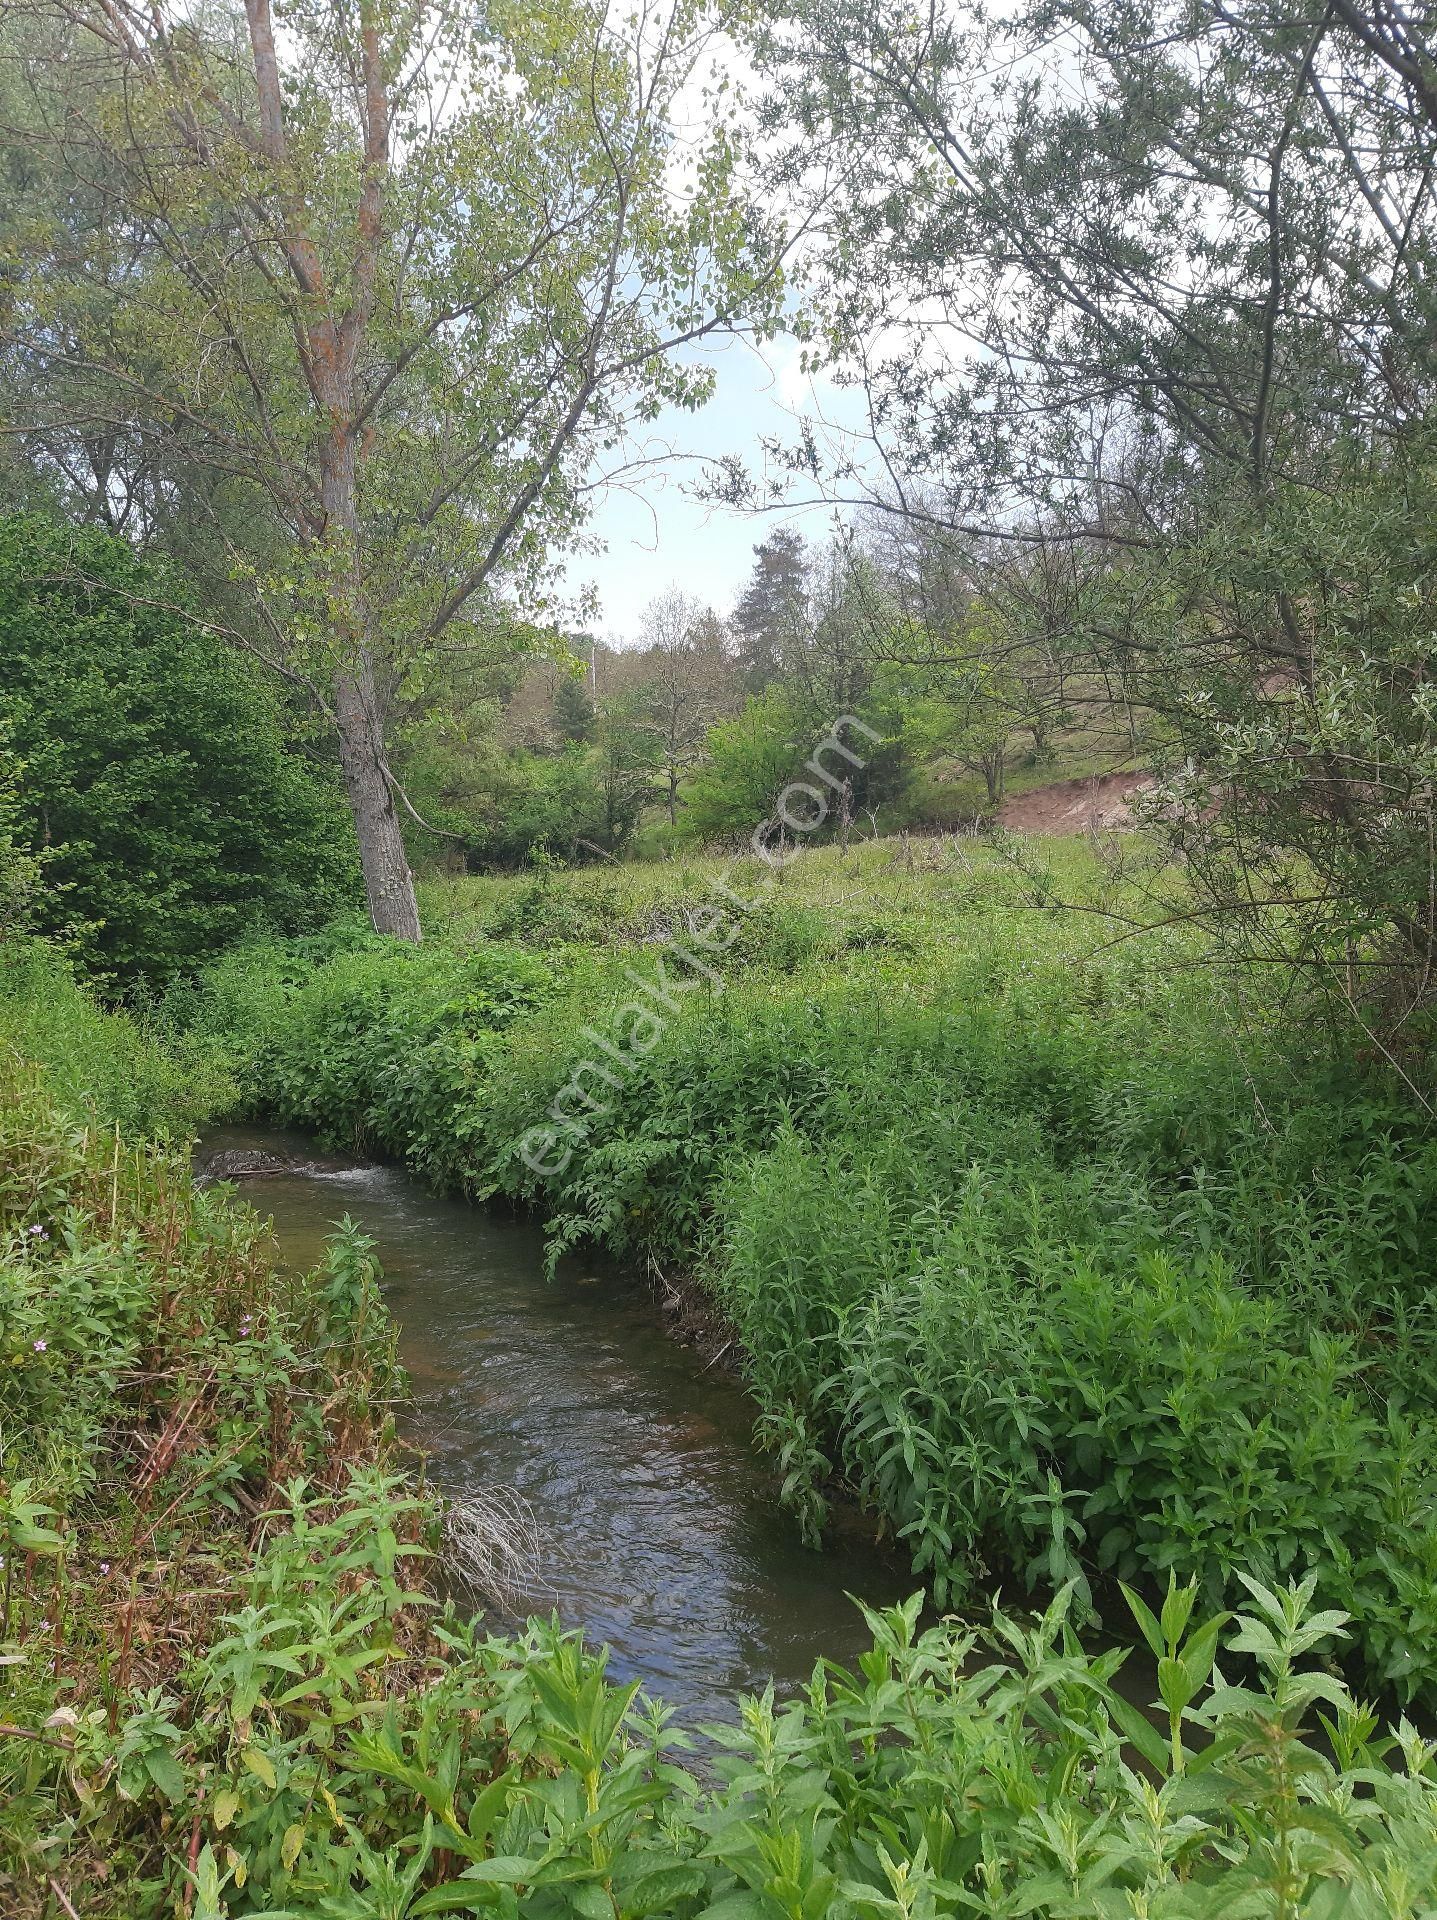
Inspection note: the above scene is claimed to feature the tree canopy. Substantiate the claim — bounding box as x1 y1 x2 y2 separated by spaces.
0 0 786 935
749 0 1437 1013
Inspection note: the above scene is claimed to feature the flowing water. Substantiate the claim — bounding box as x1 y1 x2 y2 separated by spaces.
201 1128 907 1725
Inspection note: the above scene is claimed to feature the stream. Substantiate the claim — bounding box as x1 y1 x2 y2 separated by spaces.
201 1127 908 1725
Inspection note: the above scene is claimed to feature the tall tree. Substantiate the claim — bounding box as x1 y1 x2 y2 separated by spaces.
732 526 809 688
0 0 784 937
861 515 1075 762
637 588 735 822
594 687 662 851
553 672 598 747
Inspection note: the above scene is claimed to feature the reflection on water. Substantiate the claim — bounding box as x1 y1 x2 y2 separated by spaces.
203 1128 907 1723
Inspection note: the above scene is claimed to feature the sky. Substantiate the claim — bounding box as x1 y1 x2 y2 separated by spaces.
564 330 867 647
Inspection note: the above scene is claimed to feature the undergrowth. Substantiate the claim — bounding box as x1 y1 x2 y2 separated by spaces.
6 1060 1437 1913
8 952 1437 1912
0 939 231 1138
173 843 1437 1704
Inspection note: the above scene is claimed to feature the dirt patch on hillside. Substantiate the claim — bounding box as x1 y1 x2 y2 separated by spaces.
998 769 1155 834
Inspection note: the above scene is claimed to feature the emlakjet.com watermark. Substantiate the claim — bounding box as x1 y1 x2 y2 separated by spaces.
517 713 880 1178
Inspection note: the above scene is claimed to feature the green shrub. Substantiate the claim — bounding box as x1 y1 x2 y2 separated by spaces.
0 514 357 985
187 935 556 1185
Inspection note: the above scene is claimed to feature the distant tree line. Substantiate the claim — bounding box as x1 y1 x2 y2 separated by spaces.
386 512 1103 872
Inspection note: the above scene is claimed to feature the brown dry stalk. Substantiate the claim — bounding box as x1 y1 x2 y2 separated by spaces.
48 1879 81 1920
0 1723 75 1751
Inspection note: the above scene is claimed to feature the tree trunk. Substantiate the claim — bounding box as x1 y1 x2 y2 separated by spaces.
243 0 417 937
667 770 678 825
334 663 421 941
317 408 421 940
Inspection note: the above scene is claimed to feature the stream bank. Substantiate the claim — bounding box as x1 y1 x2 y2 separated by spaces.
200 1126 907 1724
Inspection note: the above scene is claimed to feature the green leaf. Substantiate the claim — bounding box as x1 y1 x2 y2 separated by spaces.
459 1857 544 1884
143 1746 188 1804
623 1862 708 1913
410 1885 501 1916
1099 1687 1168 1772
1119 1582 1165 1662
211 1790 242 1832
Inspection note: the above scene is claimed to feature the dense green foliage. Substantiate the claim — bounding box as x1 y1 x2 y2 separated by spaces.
8 1052 1437 1917
0 938 230 1139
402 736 624 869
0 717 42 941
679 688 832 845
179 848 1437 1700
0 517 356 984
